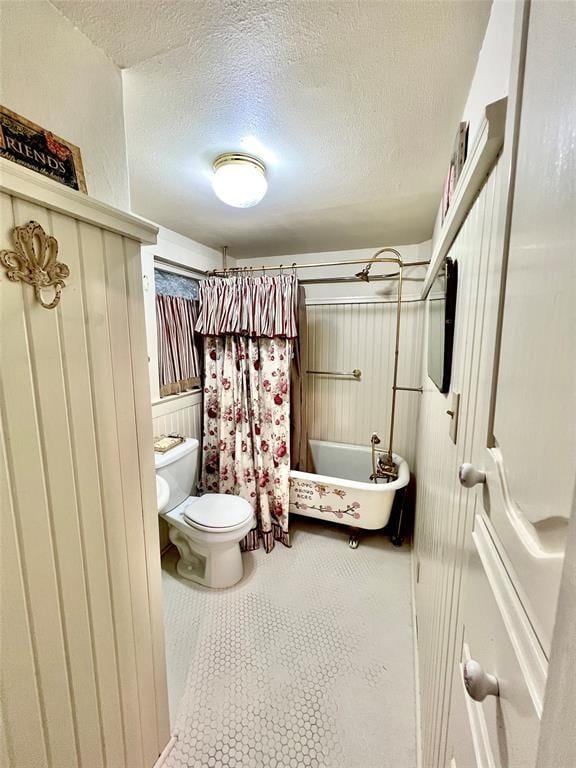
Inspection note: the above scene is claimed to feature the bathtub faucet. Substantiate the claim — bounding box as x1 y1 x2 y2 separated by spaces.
370 432 399 482
377 452 399 480
370 433 380 482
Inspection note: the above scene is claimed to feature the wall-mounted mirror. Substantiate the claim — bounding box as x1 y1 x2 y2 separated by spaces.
427 257 458 393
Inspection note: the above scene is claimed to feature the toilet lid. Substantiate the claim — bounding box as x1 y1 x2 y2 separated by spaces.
182 494 253 529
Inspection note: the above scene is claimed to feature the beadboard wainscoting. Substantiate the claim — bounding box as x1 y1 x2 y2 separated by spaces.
152 391 203 441
414 160 503 767
305 299 424 467
0 162 170 768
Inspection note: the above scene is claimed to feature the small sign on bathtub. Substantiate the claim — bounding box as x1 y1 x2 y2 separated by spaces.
290 478 315 500
289 478 362 521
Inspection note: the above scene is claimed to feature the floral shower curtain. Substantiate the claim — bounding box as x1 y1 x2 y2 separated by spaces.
196 275 298 552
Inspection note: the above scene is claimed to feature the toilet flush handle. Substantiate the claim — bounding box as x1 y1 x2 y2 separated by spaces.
458 463 486 488
463 659 499 701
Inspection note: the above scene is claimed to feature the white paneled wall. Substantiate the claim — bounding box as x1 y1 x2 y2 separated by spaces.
305 299 424 466
414 160 502 767
152 392 203 441
0 163 169 768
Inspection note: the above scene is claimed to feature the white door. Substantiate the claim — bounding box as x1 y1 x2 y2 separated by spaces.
479 0 575 654
447 1 576 766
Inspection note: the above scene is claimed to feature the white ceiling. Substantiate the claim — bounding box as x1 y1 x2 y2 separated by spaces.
52 0 491 258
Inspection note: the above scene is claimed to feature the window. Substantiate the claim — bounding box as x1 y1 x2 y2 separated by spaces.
154 268 202 397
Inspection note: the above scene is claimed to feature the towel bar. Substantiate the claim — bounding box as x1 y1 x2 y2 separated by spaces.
307 369 362 380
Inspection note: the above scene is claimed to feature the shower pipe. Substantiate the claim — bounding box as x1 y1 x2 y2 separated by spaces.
299 273 424 285
209 249 428 477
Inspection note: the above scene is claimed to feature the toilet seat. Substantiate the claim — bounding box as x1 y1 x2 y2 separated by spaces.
182 493 253 533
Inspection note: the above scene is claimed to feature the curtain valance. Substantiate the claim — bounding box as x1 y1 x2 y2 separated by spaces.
195 274 298 338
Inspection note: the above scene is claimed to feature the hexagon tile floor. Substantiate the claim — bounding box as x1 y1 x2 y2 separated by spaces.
161 518 416 768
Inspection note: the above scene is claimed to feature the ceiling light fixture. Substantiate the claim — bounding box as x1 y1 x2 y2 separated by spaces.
212 153 267 208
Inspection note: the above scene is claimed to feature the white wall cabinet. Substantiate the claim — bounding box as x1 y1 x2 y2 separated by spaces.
0 160 170 768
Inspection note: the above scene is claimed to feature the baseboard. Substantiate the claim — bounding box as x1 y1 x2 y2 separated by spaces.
153 735 177 767
411 548 423 768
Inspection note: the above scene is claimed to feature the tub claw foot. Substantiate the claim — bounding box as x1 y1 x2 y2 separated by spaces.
348 531 360 549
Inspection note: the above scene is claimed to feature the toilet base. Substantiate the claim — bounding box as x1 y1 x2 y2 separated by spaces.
168 525 244 589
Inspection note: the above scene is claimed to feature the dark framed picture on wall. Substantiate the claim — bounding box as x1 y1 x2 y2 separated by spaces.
0 105 87 193
441 121 469 222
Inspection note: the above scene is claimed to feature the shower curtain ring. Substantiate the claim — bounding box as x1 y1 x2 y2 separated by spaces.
292 262 297 276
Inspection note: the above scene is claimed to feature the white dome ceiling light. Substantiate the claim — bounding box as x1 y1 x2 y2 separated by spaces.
212 153 268 208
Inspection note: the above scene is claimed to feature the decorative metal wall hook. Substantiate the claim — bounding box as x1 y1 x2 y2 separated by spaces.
1 221 69 309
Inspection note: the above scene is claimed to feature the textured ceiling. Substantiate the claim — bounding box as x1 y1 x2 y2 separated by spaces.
52 0 491 257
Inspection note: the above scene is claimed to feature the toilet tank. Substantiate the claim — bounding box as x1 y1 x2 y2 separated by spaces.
154 438 199 512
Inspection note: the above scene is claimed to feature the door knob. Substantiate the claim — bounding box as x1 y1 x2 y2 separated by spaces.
463 659 499 701
458 463 486 488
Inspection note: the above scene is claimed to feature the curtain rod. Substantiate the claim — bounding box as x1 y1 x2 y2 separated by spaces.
154 255 209 276
208 258 429 276
300 273 425 285
306 296 424 305
154 253 430 283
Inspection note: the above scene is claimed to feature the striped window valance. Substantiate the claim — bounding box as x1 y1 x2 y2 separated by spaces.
195 274 298 338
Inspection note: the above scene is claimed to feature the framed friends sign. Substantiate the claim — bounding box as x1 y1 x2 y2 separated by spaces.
0 106 87 193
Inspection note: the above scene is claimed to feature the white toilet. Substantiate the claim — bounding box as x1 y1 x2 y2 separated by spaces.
155 438 254 588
